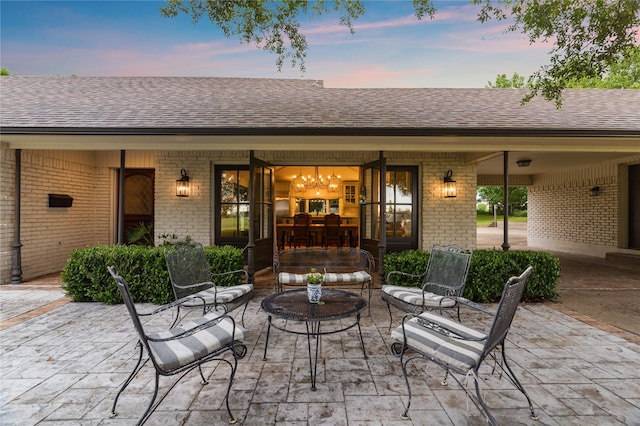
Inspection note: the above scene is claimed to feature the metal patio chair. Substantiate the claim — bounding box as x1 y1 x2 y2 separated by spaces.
107 266 247 425
391 266 537 425
164 242 254 327
381 244 473 330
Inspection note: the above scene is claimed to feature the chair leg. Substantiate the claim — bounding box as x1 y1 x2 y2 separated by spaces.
110 342 147 419
500 344 538 420
138 372 161 425
221 357 239 424
400 354 414 420
240 301 249 327
385 302 394 332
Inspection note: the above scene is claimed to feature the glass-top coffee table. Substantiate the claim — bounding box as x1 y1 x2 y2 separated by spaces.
261 289 368 390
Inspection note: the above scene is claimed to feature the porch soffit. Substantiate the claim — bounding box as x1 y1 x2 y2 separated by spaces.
2 133 639 153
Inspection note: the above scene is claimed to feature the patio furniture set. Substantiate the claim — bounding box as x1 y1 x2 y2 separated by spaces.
108 241 538 425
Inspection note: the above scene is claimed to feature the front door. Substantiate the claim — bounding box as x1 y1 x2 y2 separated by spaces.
361 154 386 282
249 152 274 277
120 169 154 244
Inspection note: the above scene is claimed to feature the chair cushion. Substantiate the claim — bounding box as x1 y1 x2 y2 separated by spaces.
278 273 306 285
382 285 456 308
147 311 246 373
324 271 371 283
181 284 253 307
390 311 486 372
279 271 372 285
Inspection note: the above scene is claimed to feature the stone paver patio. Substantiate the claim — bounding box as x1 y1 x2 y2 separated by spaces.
1 283 639 425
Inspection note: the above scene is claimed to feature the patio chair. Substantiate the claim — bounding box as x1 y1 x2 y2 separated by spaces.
164 242 254 327
391 266 537 425
107 266 247 425
381 244 473 330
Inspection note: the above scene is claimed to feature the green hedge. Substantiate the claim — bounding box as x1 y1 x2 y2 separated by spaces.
383 249 560 303
61 245 246 304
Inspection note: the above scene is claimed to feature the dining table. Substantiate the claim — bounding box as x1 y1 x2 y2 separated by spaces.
276 223 359 249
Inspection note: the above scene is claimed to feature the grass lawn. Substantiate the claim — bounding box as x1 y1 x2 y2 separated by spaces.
477 213 527 226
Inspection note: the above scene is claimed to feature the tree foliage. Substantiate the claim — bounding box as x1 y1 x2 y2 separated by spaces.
1 68 13 76
161 0 640 107
474 0 640 107
487 72 527 88
478 186 528 211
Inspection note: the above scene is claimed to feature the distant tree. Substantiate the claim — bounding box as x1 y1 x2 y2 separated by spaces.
478 186 527 213
486 72 526 88
565 45 640 88
1 68 13 76
161 0 639 107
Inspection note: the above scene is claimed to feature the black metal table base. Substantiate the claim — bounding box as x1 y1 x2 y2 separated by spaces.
261 290 368 390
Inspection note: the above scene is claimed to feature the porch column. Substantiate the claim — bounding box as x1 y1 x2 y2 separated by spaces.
117 150 125 244
11 149 23 284
502 151 510 251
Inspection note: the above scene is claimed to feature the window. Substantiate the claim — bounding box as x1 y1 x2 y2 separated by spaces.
219 168 250 237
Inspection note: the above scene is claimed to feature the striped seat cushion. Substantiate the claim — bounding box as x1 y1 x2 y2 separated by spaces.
147 311 246 373
324 271 371 283
278 273 307 285
382 285 456 308
390 311 486 371
181 284 253 307
279 271 371 285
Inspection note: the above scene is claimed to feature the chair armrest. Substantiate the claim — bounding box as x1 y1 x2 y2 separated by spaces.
147 313 240 343
172 280 214 291
421 281 459 296
210 269 249 283
138 295 207 317
386 270 425 285
443 296 496 317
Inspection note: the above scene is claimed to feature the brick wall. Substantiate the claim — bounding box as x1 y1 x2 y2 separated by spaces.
0 147 112 282
421 155 477 250
529 154 640 257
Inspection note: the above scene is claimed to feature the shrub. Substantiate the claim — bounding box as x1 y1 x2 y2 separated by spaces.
383 249 560 303
62 244 246 304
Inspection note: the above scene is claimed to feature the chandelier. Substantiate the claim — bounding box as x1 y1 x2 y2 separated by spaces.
290 167 342 199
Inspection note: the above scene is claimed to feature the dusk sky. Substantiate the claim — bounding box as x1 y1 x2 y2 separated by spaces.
0 1 553 88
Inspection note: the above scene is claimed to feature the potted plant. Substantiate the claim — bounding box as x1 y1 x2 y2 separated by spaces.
306 268 323 303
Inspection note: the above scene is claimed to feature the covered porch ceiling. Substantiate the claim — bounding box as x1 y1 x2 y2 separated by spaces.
2 132 638 177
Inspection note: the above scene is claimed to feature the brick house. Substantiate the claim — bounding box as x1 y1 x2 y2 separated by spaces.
1 77 639 284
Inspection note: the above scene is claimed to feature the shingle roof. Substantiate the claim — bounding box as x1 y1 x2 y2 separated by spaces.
1 76 639 134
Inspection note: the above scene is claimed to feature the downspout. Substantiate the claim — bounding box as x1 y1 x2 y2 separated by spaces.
11 149 23 284
117 150 125 244
502 151 510 251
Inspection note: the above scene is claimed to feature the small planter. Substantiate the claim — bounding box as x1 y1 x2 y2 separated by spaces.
306 268 324 303
307 282 322 304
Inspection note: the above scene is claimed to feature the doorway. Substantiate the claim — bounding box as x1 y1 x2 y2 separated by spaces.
120 169 155 245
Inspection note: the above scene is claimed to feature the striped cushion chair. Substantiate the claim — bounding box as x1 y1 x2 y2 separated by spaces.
164 242 254 327
107 266 247 425
382 244 472 330
390 266 537 426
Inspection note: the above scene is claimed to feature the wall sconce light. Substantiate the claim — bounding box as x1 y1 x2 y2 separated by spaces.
443 169 457 198
590 186 600 196
176 169 190 197
516 159 532 167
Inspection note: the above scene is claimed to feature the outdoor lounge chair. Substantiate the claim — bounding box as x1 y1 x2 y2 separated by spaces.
164 242 254 327
381 244 473 330
107 266 247 425
391 266 537 425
